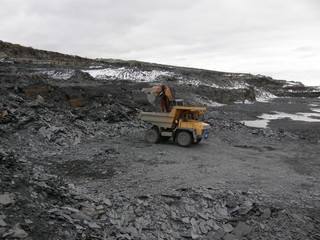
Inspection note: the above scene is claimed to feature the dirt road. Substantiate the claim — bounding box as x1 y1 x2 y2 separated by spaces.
49 98 319 200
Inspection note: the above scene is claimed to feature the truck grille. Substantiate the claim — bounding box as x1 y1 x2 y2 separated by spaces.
201 128 210 138
202 128 210 135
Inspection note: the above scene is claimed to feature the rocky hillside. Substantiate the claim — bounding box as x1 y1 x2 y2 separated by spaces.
1 40 319 110
0 40 88 64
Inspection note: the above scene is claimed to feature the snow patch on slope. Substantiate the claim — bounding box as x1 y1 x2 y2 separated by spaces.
283 81 303 87
82 67 177 82
234 100 254 104
225 82 249 90
177 79 220 88
177 78 250 89
0 58 13 63
38 69 75 80
195 96 225 107
255 88 278 102
178 79 250 89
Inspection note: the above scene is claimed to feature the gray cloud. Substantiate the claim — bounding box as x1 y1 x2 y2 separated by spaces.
1 0 320 85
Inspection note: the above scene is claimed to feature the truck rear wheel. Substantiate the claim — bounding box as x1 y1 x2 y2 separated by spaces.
145 128 160 143
176 131 193 147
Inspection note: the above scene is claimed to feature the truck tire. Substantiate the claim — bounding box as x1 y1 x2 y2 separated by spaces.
176 131 193 147
145 128 160 143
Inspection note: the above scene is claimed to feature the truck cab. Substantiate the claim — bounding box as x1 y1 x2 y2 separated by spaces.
177 110 210 140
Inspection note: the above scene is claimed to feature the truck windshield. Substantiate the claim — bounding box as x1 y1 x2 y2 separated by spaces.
189 112 204 121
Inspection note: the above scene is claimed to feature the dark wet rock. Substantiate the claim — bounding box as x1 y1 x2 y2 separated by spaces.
185 205 197 214
260 208 271 220
2 224 28 239
182 217 190 224
208 228 225 240
190 217 197 226
103 198 112 206
24 219 33 224
199 220 209 234
223 233 239 240
0 193 14 206
62 229 78 240
232 222 252 237
216 206 229 217
87 221 101 229
198 212 209 220
222 223 234 233
239 200 253 215
0 227 6 235
0 219 7 227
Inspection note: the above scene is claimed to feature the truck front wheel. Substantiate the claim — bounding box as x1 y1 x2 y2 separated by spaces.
145 128 160 143
176 131 193 147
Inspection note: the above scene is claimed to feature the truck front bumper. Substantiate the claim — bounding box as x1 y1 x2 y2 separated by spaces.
197 128 210 139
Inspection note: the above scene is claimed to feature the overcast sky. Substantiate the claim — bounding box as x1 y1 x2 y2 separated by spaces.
1 0 320 86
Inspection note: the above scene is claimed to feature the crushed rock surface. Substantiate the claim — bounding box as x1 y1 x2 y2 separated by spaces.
1 60 320 239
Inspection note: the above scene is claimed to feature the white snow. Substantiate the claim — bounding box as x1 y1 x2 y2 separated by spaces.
235 100 254 104
0 58 13 63
242 111 320 128
224 82 249 90
311 86 320 92
255 88 278 102
283 81 302 87
177 79 220 88
178 79 201 86
263 111 320 122
210 83 220 88
309 104 319 107
224 73 247 78
242 119 269 128
39 69 75 80
195 96 225 107
89 65 103 69
82 67 176 82
178 78 251 89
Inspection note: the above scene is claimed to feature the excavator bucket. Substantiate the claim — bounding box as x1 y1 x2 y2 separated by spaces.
132 91 157 105
133 87 159 105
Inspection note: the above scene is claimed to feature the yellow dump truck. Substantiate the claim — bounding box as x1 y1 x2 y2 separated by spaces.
138 106 210 147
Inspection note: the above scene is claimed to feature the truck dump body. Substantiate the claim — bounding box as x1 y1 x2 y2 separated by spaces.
137 112 174 129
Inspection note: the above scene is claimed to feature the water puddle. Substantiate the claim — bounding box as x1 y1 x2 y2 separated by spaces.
242 110 320 128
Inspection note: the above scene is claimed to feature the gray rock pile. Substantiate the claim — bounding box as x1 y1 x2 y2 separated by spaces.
1 152 318 240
